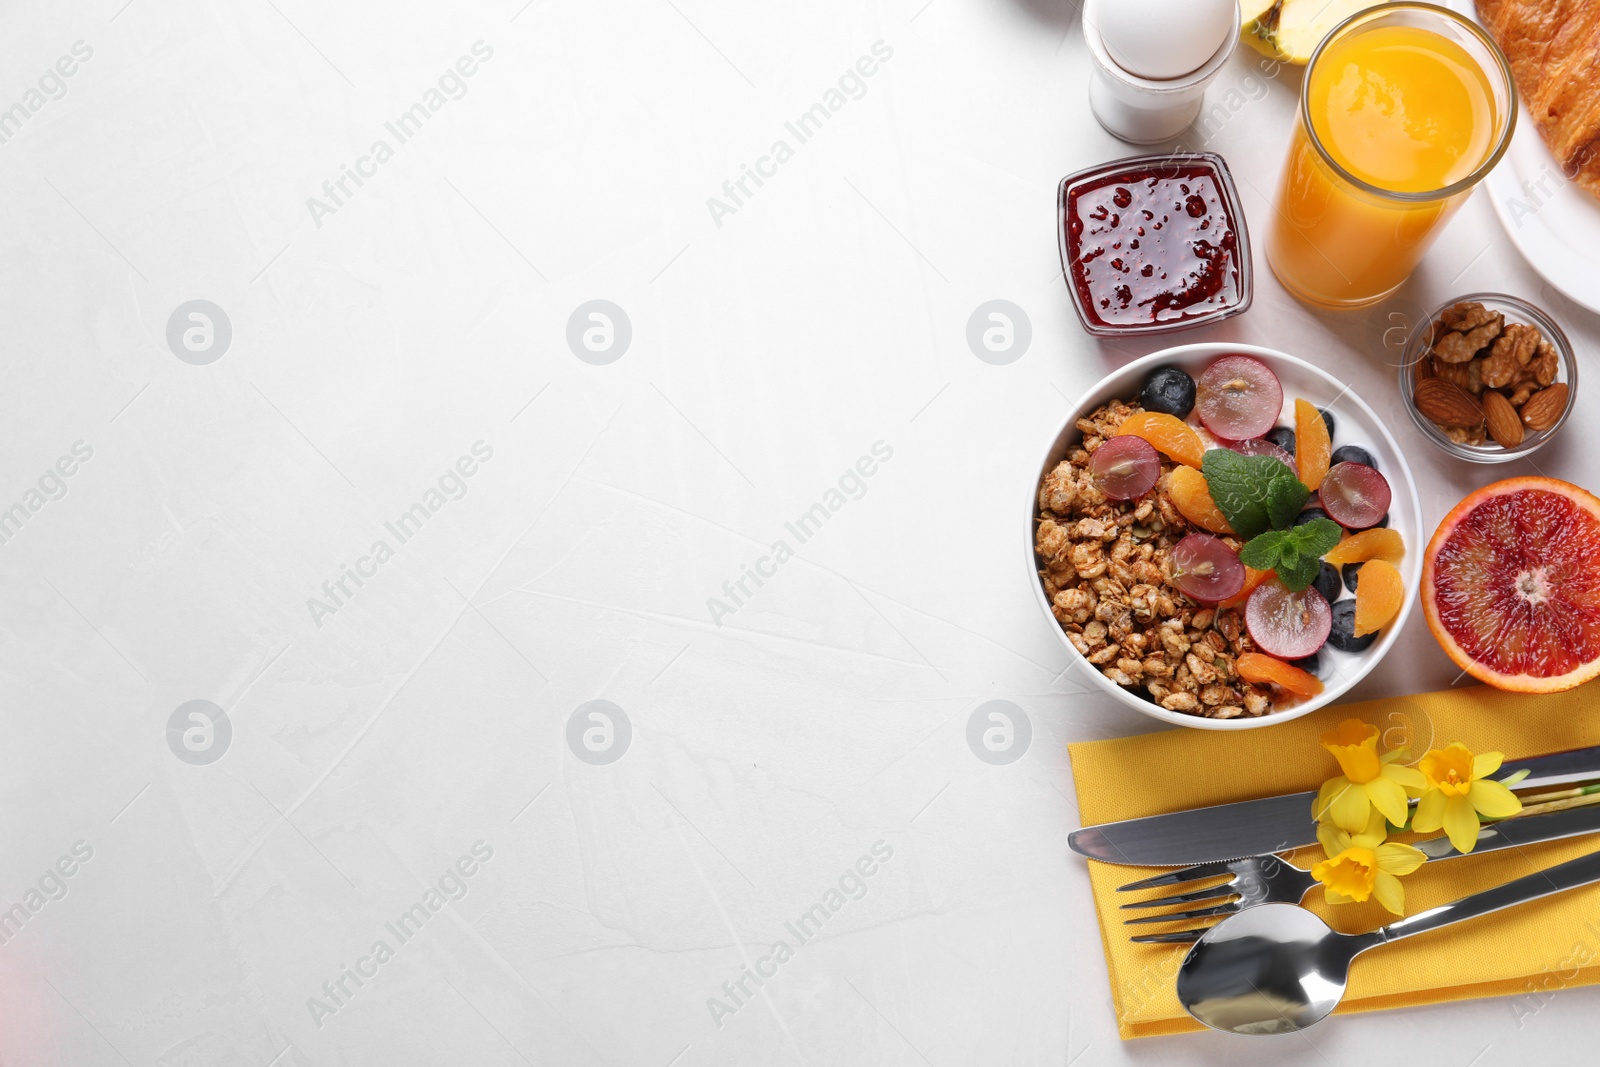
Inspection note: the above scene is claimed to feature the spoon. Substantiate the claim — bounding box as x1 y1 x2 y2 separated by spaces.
1176 845 1600 1034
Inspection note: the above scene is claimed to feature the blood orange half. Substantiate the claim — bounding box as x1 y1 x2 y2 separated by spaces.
1422 477 1600 693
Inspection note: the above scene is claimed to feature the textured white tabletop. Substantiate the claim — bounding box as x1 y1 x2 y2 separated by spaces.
2 1 1595 1064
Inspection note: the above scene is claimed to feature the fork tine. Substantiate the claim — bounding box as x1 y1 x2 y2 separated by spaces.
1119 880 1238 911
1123 901 1239 925
1116 859 1234 892
1129 928 1207 944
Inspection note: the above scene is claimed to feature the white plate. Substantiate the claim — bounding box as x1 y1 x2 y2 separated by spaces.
1450 0 1600 314
1026 344 1424 731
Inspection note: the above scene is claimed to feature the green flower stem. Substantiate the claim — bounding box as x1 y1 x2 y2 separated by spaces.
1502 789 1600 822
1512 782 1600 807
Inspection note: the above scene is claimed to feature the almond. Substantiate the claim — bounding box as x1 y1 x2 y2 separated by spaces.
1414 377 1485 428
1482 389 1523 448
1520 382 1569 432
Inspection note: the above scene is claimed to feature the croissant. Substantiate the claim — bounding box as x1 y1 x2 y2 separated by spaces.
1476 0 1600 199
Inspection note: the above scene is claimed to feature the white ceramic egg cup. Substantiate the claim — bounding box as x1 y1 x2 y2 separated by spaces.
1082 0 1241 145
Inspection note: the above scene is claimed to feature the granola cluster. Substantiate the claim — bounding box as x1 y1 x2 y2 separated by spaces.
1036 398 1273 718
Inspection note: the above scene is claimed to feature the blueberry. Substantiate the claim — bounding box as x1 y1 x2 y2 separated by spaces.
1264 426 1297 456
1290 650 1323 677
1328 599 1375 653
1319 409 1336 438
1330 444 1376 469
1313 562 1342 604
1140 367 1196 418
1294 507 1331 528
1342 562 1364 594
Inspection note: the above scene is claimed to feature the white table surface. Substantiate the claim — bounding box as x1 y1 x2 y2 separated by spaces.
3 1 1596 1064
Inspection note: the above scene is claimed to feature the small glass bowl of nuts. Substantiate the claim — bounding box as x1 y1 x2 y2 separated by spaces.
1400 292 1576 463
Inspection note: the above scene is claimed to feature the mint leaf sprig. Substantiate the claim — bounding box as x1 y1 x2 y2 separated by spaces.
1199 446 1342 593
1200 450 1310 540
1239 519 1343 592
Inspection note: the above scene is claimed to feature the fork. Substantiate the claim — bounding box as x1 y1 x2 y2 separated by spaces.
1115 786 1600 943
1117 835 1468 944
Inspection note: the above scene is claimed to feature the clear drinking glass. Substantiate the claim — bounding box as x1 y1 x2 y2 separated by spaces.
1266 4 1516 309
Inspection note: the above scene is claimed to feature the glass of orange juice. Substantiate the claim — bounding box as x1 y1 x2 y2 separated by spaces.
1267 4 1515 308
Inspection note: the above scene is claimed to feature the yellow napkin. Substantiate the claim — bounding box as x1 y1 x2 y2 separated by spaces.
1068 685 1600 1039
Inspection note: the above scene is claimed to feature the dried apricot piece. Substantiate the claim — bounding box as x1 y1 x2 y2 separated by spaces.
1295 398 1330 491
1353 558 1405 637
1167 465 1234 534
1236 652 1324 699
1219 565 1272 609
1323 527 1406 566
1118 411 1205 469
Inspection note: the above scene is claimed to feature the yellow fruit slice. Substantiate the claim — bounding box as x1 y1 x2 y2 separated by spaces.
1324 527 1405 567
1237 652 1324 698
1353 559 1404 637
1167 465 1234 534
1243 0 1387 64
1117 412 1205 469
1294 398 1330 492
1241 0 1285 60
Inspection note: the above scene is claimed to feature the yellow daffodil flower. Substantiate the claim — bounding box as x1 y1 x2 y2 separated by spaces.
1312 807 1426 915
1410 742 1522 853
1316 804 1388 856
1312 719 1425 833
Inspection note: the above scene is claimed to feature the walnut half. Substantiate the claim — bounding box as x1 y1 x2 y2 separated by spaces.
1431 302 1503 364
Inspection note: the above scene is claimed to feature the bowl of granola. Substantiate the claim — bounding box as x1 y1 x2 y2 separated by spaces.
1029 344 1424 730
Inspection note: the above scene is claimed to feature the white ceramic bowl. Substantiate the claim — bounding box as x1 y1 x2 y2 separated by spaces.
1026 343 1424 731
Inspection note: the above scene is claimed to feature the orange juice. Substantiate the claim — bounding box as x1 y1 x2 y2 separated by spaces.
1268 15 1511 308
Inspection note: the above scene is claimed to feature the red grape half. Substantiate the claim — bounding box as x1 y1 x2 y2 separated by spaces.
1319 462 1391 529
1089 435 1161 501
1170 533 1246 604
1246 581 1332 659
1196 355 1283 440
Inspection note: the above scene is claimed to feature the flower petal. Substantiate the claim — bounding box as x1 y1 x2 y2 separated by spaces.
1412 789 1447 833
1376 842 1427 876
1383 763 1427 794
1317 818 1348 858
1473 751 1504 779
1373 871 1406 915
1313 778 1346 823
1443 794 1482 853
1366 776 1411 828
1325 888 1353 905
1469 779 1523 819
1329 780 1373 832
1349 806 1390 850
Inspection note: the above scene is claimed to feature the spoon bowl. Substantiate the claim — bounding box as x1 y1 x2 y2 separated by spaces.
1176 903 1354 1034
1175 846 1600 1035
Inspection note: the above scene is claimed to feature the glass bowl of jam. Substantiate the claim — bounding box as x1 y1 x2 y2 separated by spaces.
1058 152 1252 337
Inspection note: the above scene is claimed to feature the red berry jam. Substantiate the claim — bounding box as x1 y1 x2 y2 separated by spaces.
1058 153 1252 337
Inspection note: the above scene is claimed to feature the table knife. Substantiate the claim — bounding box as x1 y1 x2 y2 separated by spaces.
1069 742 1600 866
1413 802 1600 860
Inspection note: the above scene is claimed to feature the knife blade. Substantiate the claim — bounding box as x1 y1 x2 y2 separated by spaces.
1417 802 1600 859
1069 743 1600 866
